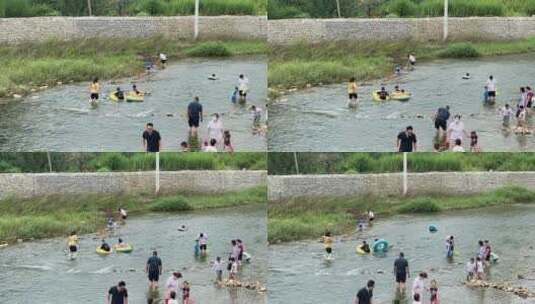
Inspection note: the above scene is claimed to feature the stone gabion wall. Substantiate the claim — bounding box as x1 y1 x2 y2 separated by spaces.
267 172 535 201
268 17 535 45
0 170 266 200
0 16 267 44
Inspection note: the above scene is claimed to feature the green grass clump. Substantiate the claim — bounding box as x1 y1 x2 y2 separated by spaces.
439 43 481 58
185 42 232 57
149 196 193 212
0 186 266 243
420 0 506 17
386 0 419 17
268 186 535 243
397 198 441 213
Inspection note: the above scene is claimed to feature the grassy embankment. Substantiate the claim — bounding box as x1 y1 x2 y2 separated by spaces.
268 38 535 99
0 186 266 244
0 152 267 173
268 186 535 243
0 0 266 17
268 0 535 19
0 38 266 98
268 152 535 175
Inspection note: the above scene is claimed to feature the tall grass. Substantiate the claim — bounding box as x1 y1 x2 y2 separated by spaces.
419 0 506 17
0 38 265 97
269 153 535 174
0 152 266 173
128 0 259 16
0 186 266 243
268 186 535 243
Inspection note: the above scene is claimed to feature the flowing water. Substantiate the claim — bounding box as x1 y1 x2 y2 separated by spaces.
0 206 267 304
269 54 535 152
268 205 535 304
0 57 267 152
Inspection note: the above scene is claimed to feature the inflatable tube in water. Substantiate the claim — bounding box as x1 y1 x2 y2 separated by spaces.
490 252 499 263
391 92 411 101
373 239 389 253
428 224 438 233
96 247 112 256
126 92 144 102
114 244 133 253
372 91 390 102
356 246 370 255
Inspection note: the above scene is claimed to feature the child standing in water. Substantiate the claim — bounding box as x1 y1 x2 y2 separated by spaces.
67 231 79 259
228 257 238 280
476 257 485 280
347 77 358 107
181 281 191 304
199 233 208 256
429 279 439 304
466 257 476 281
212 256 223 282
322 231 334 259
194 239 200 257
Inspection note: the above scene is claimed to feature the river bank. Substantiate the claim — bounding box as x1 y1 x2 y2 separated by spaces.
268 38 535 100
0 186 266 244
268 186 535 243
0 37 266 99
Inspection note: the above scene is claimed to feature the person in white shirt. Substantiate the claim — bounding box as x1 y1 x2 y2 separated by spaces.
447 115 468 149
475 257 485 280
499 104 514 126
412 272 428 299
486 75 497 103
466 258 476 281
237 74 249 102
516 106 528 134
204 139 218 152
198 233 208 255
212 256 224 282
165 272 182 302
452 139 465 152
207 114 224 149
159 53 167 68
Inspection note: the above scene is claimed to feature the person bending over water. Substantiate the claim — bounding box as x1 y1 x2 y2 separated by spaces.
107 281 128 304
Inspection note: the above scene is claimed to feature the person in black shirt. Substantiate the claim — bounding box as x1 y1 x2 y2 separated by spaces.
394 252 410 293
187 96 203 136
354 280 374 304
107 281 127 304
142 123 161 152
146 250 162 290
397 126 417 152
434 106 450 135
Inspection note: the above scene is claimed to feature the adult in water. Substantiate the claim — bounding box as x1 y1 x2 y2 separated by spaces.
142 123 162 152
165 272 182 303
353 280 374 304
397 126 417 152
347 77 359 106
207 114 224 150
394 252 410 294
90 77 100 102
107 281 128 304
434 106 450 136
447 115 468 150
485 75 497 104
146 250 163 290
238 74 249 103
187 96 203 136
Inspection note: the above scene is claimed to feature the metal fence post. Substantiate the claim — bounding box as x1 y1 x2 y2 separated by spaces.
155 152 160 194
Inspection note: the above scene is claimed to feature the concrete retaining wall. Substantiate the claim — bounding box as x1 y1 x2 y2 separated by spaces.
0 171 266 199
268 17 535 44
0 16 267 44
268 172 535 201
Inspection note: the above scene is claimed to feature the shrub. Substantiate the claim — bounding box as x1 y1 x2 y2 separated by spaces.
387 0 419 17
398 198 441 213
185 42 232 57
439 43 481 58
524 0 535 15
149 196 193 212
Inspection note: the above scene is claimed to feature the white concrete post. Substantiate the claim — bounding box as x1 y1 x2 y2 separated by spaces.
47 152 53 172
335 0 341 18
403 152 408 195
293 152 300 174
87 0 93 16
443 0 449 41
194 0 200 40
155 152 160 194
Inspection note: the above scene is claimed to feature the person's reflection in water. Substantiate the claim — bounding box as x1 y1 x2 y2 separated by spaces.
228 287 239 304
146 288 161 304
187 133 201 152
